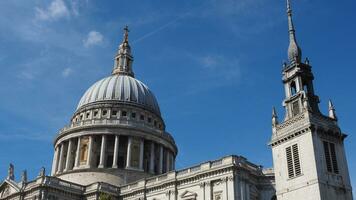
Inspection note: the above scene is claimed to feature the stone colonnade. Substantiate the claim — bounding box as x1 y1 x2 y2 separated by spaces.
51 135 175 175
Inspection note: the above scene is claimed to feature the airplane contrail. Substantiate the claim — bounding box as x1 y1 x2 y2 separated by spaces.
131 15 187 45
131 2 209 44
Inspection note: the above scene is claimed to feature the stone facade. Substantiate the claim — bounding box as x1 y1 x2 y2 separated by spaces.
0 156 275 200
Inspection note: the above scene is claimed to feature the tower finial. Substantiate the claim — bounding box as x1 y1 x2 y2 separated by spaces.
7 163 14 180
328 100 338 121
272 107 279 126
112 26 134 77
287 0 302 64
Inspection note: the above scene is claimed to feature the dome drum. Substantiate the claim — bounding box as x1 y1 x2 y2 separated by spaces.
52 131 176 186
71 103 166 131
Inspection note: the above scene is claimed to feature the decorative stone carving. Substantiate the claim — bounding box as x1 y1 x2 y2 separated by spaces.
180 190 197 200
38 167 46 177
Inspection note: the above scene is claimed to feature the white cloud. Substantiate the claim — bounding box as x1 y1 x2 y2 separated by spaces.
0 132 52 141
18 71 36 80
35 0 70 21
62 67 73 77
83 31 104 48
197 55 241 80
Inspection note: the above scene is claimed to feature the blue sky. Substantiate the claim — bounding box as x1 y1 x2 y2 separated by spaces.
0 0 355 189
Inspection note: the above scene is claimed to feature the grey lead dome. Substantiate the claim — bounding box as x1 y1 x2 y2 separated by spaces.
77 74 161 116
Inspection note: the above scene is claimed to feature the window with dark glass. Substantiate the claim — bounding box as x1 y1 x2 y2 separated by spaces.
102 110 107 116
290 81 297 95
112 110 117 116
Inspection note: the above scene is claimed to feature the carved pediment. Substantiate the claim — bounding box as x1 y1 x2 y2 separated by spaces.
180 190 197 200
0 179 20 198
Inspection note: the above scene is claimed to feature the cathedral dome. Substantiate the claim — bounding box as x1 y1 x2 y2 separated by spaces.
77 74 161 116
52 27 177 187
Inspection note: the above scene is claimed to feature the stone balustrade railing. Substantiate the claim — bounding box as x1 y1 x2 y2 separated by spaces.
44 176 85 192
120 155 261 193
57 118 175 144
85 182 120 194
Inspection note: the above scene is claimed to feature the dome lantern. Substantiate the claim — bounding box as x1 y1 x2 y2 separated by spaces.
112 25 134 77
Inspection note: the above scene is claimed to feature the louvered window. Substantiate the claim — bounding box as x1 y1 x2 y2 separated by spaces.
286 144 302 178
292 144 301 176
323 141 339 174
286 146 294 178
323 141 332 172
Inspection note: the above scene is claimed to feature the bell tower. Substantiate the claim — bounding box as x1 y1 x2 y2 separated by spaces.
270 0 353 199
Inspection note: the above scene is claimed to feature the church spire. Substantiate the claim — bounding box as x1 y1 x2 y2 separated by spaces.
287 0 302 64
112 25 134 77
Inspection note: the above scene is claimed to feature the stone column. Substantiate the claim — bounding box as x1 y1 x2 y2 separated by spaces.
64 139 73 171
51 146 59 175
296 77 302 92
57 143 65 173
246 182 250 200
74 137 81 168
149 142 155 173
139 139 144 170
159 145 163 174
86 136 93 168
112 135 119 168
98 135 107 168
126 137 132 168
